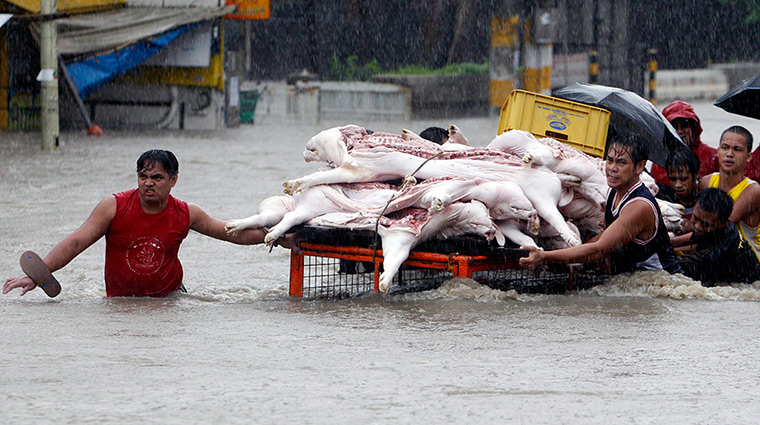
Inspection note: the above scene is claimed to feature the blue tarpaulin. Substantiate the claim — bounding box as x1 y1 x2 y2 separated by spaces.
65 24 194 99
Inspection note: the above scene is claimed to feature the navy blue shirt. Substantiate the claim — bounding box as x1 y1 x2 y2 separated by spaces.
605 181 682 274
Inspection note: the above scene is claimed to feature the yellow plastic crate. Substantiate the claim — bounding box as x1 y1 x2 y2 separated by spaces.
498 90 610 158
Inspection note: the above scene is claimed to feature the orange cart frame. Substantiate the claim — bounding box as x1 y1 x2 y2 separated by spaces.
288 241 571 298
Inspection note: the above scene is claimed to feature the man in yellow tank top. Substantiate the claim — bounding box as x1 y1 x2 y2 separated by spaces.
699 126 760 261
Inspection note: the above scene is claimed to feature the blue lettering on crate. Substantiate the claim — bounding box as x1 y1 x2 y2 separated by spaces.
549 121 567 130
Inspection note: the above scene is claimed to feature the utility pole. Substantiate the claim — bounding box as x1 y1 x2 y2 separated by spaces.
39 0 59 151
489 0 521 112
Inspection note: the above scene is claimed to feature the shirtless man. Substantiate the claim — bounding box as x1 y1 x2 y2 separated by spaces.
520 133 682 275
4 149 296 297
699 126 760 261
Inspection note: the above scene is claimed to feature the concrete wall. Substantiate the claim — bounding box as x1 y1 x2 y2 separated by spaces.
372 73 489 119
319 82 411 122
250 81 412 125
648 69 729 104
710 62 760 87
646 62 759 105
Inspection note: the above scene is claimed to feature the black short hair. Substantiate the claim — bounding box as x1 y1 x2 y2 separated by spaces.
696 188 734 223
722 125 754 152
137 150 179 177
666 148 700 177
606 132 649 164
419 126 448 145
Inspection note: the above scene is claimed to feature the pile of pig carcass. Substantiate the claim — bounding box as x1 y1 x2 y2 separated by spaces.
225 124 684 293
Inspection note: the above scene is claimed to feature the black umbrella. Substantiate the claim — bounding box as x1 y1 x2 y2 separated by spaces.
714 73 760 119
554 82 687 167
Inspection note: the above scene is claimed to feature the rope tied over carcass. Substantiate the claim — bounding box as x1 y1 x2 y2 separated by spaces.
370 150 447 270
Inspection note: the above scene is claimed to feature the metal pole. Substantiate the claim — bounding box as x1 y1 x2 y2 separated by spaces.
648 48 658 106
58 55 102 136
244 20 251 76
589 50 598 84
40 0 59 151
489 14 519 109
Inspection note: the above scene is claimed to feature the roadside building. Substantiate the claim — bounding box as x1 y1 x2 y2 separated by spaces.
0 0 244 132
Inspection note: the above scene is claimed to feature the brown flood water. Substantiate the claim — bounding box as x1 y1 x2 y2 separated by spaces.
2 108 760 424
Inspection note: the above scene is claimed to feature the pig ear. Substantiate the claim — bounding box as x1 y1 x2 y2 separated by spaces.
339 125 367 141
495 229 506 246
558 187 575 208
402 128 422 141
323 138 350 166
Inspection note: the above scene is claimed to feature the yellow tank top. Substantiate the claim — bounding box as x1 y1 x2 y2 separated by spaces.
708 173 760 261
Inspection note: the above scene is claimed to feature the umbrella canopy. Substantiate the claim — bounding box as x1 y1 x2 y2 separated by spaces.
554 82 687 167
714 73 760 119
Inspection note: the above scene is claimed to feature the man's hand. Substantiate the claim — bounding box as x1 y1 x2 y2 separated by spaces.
518 245 544 270
3 276 37 296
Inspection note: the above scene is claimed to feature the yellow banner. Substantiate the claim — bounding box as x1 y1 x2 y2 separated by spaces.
3 0 124 14
225 0 270 20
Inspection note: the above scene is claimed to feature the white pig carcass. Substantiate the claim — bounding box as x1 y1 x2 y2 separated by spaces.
285 125 581 246
487 130 608 206
262 182 399 245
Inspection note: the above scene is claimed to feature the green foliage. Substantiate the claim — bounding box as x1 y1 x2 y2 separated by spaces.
721 0 760 25
326 55 381 81
325 56 488 81
391 62 489 76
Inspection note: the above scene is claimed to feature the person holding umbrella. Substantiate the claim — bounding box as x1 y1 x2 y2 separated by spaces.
519 133 682 275
650 100 718 186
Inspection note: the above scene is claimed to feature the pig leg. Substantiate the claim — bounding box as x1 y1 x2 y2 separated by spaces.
377 229 417 294
264 189 341 245
495 219 538 248
284 152 424 194
518 176 582 247
225 196 293 235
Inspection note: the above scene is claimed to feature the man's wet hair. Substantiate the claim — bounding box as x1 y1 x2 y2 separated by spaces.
666 148 700 177
419 126 448 145
137 149 179 177
696 188 734 224
722 125 754 152
606 132 649 164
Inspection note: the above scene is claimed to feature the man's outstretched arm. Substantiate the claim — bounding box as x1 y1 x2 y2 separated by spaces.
189 203 267 245
188 203 302 251
3 196 116 295
520 200 654 269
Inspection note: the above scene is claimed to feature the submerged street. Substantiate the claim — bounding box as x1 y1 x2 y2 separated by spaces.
2 105 760 423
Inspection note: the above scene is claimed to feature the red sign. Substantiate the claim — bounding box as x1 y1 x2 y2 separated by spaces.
226 0 270 20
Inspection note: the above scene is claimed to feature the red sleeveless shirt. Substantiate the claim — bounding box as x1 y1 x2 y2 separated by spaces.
105 189 190 297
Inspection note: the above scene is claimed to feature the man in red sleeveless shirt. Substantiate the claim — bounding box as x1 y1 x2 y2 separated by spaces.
4 150 297 297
